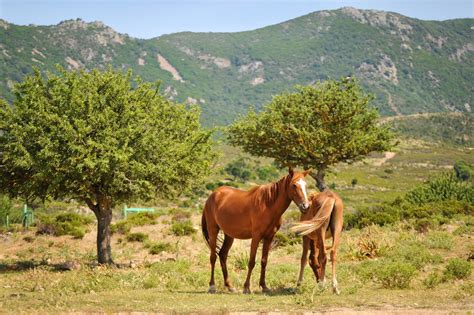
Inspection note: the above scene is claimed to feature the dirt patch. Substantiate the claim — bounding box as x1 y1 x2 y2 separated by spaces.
157 54 184 82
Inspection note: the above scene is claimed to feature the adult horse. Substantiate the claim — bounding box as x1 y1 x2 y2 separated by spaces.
291 190 344 294
202 168 310 294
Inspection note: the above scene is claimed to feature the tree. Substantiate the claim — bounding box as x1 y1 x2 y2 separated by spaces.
454 160 471 181
0 67 215 264
227 78 395 191
224 158 252 182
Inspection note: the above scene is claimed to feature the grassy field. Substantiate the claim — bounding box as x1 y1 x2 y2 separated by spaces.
0 139 473 313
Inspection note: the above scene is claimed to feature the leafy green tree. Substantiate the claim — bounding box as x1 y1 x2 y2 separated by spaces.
227 78 395 191
224 158 252 182
0 67 215 264
454 160 471 181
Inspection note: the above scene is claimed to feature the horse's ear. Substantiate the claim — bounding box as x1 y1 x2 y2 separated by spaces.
288 166 294 176
303 169 311 177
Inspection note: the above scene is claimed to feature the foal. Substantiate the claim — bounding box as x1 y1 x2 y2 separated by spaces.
202 168 310 294
291 190 344 294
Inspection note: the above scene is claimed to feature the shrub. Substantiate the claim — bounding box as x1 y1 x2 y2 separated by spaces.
405 173 473 205
126 232 149 243
376 262 417 289
171 220 196 236
389 241 443 268
256 165 279 181
443 258 472 280
224 158 253 182
351 178 358 187
424 271 442 289
111 212 158 234
424 231 454 249
110 221 132 234
148 242 173 255
272 231 300 248
36 212 92 238
454 160 472 181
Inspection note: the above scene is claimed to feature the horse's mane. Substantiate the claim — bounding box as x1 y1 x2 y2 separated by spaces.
252 174 290 208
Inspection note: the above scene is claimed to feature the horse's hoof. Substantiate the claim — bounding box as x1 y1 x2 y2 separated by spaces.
208 285 217 294
333 287 340 295
227 286 237 293
262 287 272 294
243 287 251 294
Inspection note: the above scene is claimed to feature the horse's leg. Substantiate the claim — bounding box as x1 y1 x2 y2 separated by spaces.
308 239 320 283
330 220 343 295
259 237 273 293
297 236 310 287
316 229 328 286
207 223 220 293
219 234 235 292
243 237 260 294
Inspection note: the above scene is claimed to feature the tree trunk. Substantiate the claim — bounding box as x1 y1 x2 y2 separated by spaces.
87 196 114 265
95 207 113 264
310 168 328 192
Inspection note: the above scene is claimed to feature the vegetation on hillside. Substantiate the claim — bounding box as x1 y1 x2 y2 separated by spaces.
1 8 473 125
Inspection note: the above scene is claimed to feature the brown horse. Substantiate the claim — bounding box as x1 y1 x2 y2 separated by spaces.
202 168 310 294
291 190 344 294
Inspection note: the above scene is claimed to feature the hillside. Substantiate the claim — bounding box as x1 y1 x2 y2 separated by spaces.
0 7 473 125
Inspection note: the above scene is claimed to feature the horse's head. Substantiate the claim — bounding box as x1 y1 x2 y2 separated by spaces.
287 167 311 213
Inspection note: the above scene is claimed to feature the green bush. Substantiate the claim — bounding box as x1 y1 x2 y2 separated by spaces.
376 262 417 289
424 271 442 289
273 231 300 248
405 173 473 205
454 160 472 181
256 165 279 181
389 241 443 268
424 231 454 249
36 212 92 239
171 220 196 236
224 158 253 182
110 221 132 234
126 232 149 243
147 242 173 255
443 258 472 280
111 212 158 235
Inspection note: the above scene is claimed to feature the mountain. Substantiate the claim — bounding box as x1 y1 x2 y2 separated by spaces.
0 8 472 126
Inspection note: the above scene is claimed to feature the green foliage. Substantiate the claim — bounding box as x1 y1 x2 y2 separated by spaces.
405 173 473 205
454 160 472 181
255 164 280 181
1 13 472 126
147 242 174 255
351 178 358 187
424 231 454 249
0 195 12 226
389 241 443 268
111 212 158 235
376 262 417 289
423 271 442 289
227 79 395 175
126 232 148 243
224 158 253 182
0 66 215 205
272 231 300 248
170 220 196 236
36 212 93 239
443 258 472 280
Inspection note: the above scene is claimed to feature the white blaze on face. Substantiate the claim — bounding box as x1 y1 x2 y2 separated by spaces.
296 178 308 202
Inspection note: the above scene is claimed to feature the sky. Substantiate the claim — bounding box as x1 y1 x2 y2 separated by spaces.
1 0 473 39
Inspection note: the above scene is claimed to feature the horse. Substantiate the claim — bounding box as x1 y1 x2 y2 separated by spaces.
201 167 310 294
291 190 344 294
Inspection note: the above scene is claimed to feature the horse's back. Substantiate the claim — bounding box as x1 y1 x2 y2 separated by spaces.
204 186 253 239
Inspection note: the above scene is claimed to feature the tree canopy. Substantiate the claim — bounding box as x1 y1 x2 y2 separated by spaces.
0 67 215 263
227 78 395 190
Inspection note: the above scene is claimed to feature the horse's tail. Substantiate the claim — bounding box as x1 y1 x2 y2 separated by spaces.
290 196 336 236
201 212 210 248
201 197 223 254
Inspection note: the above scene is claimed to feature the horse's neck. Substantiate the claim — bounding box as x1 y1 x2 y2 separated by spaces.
267 177 292 215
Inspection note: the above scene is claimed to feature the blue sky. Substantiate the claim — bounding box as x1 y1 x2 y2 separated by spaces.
1 0 472 38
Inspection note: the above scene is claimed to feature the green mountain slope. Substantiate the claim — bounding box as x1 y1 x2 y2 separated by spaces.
0 7 472 126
